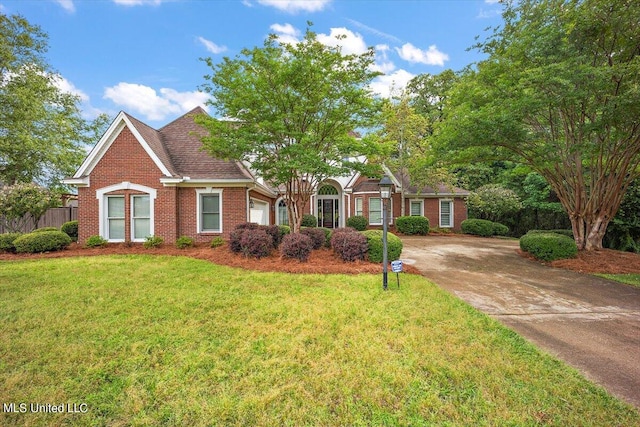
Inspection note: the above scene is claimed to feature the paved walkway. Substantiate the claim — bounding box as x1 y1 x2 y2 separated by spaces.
400 235 640 409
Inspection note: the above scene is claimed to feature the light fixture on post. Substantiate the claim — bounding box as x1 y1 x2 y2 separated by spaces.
378 175 393 291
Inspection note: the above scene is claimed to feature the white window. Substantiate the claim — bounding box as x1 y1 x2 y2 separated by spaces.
355 197 363 216
277 200 289 226
410 200 423 216
106 196 125 241
369 197 382 225
197 189 222 233
440 199 453 228
131 195 151 241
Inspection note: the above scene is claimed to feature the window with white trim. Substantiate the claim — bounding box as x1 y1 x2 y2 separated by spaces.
410 200 423 216
131 195 150 241
277 200 289 226
440 199 453 228
197 189 222 233
369 197 382 225
355 197 363 216
106 196 125 241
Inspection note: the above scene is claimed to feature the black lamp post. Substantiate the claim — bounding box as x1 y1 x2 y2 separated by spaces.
379 175 393 290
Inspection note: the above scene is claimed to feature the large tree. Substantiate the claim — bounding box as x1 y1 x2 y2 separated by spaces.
197 27 382 233
0 14 104 188
438 0 640 250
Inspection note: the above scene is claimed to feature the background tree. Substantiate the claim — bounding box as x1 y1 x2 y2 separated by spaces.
0 13 105 188
0 183 57 232
197 27 382 233
466 184 522 224
438 0 640 250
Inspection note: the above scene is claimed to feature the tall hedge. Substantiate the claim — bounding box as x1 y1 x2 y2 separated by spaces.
395 216 429 235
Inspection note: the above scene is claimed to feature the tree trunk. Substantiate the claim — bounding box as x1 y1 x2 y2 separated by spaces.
570 215 609 251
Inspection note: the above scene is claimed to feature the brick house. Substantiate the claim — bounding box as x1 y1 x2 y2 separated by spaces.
64 108 468 243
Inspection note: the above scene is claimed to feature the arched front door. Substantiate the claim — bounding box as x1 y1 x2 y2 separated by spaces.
317 184 339 228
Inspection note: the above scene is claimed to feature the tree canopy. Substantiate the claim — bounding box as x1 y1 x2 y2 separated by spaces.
0 13 106 189
197 27 382 232
437 0 640 250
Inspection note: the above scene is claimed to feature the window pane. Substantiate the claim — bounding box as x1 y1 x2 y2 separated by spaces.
369 197 381 224
107 197 124 217
355 198 363 216
411 201 421 216
133 195 150 217
278 201 288 225
202 195 219 213
202 213 220 230
440 201 452 227
109 219 125 239
133 218 150 239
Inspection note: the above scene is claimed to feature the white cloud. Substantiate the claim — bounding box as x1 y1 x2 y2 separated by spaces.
256 0 331 13
346 19 401 44
369 69 415 99
395 43 449 66
270 23 301 45
112 0 164 6
55 0 75 13
197 37 227 54
103 82 209 121
52 75 89 102
485 0 500 3
317 27 368 55
373 44 395 74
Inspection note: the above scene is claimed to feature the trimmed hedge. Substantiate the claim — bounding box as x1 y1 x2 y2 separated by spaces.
85 235 107 248
281 233 314 262
0 232 22 253
527 229 574 238
346 215 368 231
61 220 78 241
301 214 318 228
395 216 430 235
519 232 578 261
14 231 72 253
331 228 368 262
31 227 59 233
462 219 509 237
362 230 403 263
301 227 326 250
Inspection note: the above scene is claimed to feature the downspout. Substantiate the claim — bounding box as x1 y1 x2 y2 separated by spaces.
246 186 253 222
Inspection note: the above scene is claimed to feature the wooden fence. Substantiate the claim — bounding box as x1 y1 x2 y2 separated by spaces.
0 207 77 234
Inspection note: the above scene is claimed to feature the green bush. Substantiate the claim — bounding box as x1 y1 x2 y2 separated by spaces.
492 222 510 236
31 227 59 233
61 220 79 241
318 227 332 247
210 236 225 248
301 214 318 228
0 232 22 253
362 230 403 263
396 216 430 235
143 235 164 249
519 232 578 261
85 235 107 248
346 215 368 231
176 236 194 249
527 229 573 238
14 231 72 253
461 219 497 237
278 225 291 237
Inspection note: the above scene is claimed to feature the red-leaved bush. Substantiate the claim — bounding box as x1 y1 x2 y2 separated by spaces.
331 229 368 262
281 233 314 262
301 227 326 250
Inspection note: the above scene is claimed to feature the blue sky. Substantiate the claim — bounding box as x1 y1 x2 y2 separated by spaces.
2 0 503 128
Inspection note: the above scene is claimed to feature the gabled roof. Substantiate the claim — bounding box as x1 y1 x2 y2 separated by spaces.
393 171 469 196
67 107 257 186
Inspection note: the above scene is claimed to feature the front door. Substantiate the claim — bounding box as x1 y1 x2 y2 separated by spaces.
322 199 334 228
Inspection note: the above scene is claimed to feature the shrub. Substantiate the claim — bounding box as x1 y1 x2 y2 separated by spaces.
235 222 260 231
362 230 403 263
278 225 291 237
301 214 318 228
61 220 79 241
301 227 326 250
318 227 332 247
527 229 574 238
264 225 283 248
210 236 225 248
395 216 430 235
14 231 71 253
239 228 273 259
492 222 510 236
0 232 22 253
143 235 164 249
229 229 245 254
85 235 107 248
331 230 368 262
176 235 194 249
346 215 368 231
461 219 496 237
32 227 59 233
519 232 578 261
281 233 314 262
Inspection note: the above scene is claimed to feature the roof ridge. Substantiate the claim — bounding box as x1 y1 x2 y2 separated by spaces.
159 106 208 131
124 112 179 177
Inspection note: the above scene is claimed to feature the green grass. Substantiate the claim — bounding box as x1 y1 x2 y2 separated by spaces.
1 256 638 426
596 273 640 288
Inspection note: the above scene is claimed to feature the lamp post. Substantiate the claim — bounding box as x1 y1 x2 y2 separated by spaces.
379 175 393 291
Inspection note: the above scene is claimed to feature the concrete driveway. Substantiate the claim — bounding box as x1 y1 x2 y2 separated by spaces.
400 235 640 409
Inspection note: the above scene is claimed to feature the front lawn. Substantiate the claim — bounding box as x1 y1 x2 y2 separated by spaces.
596 273 640 288
1 256 638 426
